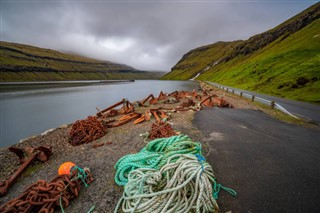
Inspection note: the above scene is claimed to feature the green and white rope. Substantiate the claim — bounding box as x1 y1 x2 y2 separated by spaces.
114 154 219 213
114 135 202 186
114 135 237 212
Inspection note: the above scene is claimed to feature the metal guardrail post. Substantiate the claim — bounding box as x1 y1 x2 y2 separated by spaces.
271 101 275 109
240 92 243 97
251 95 255 102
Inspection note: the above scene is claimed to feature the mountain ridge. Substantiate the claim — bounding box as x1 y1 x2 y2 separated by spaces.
0 41 164 81
163 2 320 103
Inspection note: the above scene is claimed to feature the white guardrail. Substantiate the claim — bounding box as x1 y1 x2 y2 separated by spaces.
205 81 301 120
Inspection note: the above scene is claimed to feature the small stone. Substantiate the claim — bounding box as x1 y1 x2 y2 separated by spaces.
41 128 55 136
59 124 68 128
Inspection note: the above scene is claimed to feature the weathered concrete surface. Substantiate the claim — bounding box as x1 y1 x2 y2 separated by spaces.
194 108 320 212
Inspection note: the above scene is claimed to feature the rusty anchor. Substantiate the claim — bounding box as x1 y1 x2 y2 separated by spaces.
133 110 151 125
200 95 231 108
0 146 52 196
168 90 194 100
139 94 158 106
138 91 169 106
97 98 134 117
157 91 168 101
107 112 141 127
149 109 169 123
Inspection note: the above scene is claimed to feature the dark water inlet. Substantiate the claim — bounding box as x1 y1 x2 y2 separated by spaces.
0 80 198 147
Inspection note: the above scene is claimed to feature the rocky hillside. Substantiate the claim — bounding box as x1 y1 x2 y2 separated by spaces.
0 41 164 81
163 2 320 103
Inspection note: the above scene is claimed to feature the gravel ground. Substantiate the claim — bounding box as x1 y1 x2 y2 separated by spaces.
0 82 260 212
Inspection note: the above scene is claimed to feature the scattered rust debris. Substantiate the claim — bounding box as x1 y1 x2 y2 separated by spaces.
0 167 94 213
68 89 231 146
0 146 52 197
92 143 104 149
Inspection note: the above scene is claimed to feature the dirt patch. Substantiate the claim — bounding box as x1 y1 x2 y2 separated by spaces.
0 83 260 212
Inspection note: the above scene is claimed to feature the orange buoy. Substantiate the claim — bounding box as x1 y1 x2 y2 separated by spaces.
58 162 76 175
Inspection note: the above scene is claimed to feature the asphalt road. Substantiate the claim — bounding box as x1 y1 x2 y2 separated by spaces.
206 82 320 124
194 108 320 213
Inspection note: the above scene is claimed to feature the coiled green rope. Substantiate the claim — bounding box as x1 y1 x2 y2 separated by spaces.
114 135 236 212
115 154 219 213
114 135 202 186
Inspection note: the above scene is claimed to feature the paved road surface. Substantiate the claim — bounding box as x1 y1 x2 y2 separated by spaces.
194 108 320 212
206 82 320 124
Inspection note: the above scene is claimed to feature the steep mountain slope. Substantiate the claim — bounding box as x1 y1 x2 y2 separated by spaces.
0 41 163 81
162 41 242 80
163 2 320 103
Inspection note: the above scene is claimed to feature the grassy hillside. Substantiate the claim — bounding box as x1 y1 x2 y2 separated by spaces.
162 41 242 80
163 3 320 103
199 19 320 103
0 41 163 81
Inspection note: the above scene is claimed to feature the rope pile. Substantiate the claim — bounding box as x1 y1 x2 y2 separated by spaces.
114 135 236 213
148 122 177 140
114 135 202 186
69 116 106 146
0 167 94 213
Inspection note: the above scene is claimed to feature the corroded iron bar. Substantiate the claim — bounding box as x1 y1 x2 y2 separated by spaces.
152 111 161 123
140 94 155 105
98 100 124 115
200 96 213 106
0 154 37 196
158 91 167 100
108 113 140 127
0 146 52 196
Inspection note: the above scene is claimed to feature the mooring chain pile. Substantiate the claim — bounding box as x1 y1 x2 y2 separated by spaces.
69 116 106 145
114 135 236 213
114 135 202 186
148 122 178 140
180 99 196 108
0 167 94 213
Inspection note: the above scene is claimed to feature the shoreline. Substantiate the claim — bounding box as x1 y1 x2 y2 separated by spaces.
0 79 135 85
0 82 316 211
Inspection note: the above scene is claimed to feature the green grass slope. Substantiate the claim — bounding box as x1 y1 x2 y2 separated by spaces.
0 41 163 81
198 19 320 103
162 41 242 80
165 2 320 103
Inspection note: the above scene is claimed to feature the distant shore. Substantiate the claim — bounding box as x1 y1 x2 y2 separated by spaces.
0 79 134 85
0 80 135 93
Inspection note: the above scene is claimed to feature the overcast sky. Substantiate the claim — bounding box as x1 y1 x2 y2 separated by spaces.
1 0 317 71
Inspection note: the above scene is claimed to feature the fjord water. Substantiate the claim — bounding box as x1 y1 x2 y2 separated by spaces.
0 80 198 147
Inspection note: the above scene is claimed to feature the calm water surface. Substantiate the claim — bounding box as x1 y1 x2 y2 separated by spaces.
0 80 198 147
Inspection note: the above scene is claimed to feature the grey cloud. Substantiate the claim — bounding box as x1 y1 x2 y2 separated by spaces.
1 1 316 71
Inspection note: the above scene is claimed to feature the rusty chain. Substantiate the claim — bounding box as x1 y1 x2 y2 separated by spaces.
69 116 106 146
148 122 177 140
0 168 94 213
180 99 196 108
